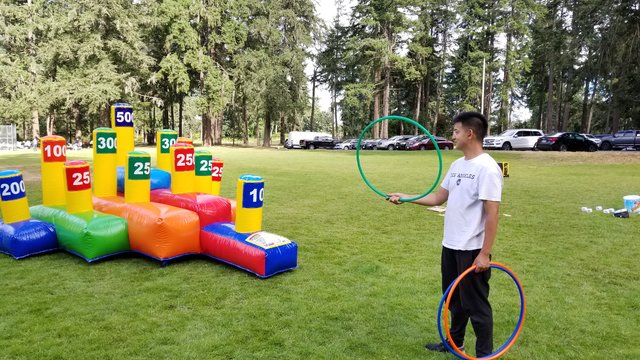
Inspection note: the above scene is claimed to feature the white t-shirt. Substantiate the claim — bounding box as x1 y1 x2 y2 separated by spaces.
440 153 503 250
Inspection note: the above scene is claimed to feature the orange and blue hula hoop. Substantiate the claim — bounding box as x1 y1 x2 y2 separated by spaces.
437 262 526 359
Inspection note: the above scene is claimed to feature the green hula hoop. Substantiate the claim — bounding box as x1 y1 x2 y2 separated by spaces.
356 115 443 203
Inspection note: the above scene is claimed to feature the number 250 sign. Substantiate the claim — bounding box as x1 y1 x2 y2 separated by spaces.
65 167 91 191
174 148 194 172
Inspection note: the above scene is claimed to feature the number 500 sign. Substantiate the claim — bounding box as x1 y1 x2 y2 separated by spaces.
114 107 134 127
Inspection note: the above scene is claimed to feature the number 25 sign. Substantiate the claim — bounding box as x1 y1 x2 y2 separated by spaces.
174 148 195 172
65 166 91 191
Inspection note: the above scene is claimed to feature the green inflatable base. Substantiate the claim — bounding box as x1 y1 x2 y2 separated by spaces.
30 205 129 262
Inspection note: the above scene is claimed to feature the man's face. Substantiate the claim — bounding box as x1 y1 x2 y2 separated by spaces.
452 123 471 150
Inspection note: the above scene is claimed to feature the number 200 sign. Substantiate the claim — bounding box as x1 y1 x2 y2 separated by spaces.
242 182 264 208
0 177 26 201
65 167 91 191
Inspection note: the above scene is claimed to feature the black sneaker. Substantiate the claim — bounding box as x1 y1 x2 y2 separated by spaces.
425 340 465 353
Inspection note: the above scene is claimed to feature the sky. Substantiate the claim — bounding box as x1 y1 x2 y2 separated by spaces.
308 1 351 113
309 1 531 124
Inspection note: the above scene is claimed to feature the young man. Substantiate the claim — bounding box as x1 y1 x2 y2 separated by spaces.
387 112 503 357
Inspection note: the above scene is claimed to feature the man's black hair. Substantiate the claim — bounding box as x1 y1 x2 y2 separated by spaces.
453 112 488 141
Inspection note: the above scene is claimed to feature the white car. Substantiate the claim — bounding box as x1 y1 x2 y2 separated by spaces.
483 129 544 150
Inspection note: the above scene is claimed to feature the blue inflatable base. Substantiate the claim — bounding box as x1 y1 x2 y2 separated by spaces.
0 219 58 259
117 167 171 193
200 222 298 278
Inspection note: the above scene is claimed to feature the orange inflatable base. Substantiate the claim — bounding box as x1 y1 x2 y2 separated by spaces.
93 196 200 261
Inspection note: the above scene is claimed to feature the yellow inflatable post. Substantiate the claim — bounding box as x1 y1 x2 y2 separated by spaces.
170 143 195 194
40 135 67 206
110 103 134 167
92 128 118 197
64 161 93 214
211 158 224 196
177 137 193 145
194 150 213 194
0 170 31 224
125 151 151 203
235 175 264 233
156 129 178 172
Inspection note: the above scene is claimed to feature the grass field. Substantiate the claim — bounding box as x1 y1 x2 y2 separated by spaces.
1 147 639 359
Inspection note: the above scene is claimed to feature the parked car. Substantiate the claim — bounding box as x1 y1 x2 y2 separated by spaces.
361 138 382 150
285 131 332 149
301 136 337 149
581 133 602 147
598 130 640 150
334 139 358 150
535 132 598 152
399 135 428 150
483 129 544 150
408 136 454 151
376 135 415 150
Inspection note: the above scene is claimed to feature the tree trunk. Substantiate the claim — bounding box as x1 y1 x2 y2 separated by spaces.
373 67 381 138
485 33 495 120
262 111 272 147
382 58 391 138
46 109 55 136
559 69 573 132
72 103 82 139
333 88 339 138
162 107 169 129
423 74 431 134
433 27 448 136
413 81 422 136
555 74 564 131
499 14 512 132
32 109 40 138
545 62 554 134
280 113 286 145
178 96 184 137
242 94 248 145
310 67 317 132
585 79 598 133
170 102 175 130
580 77 591 133
213 110 224 145
202 107 213 146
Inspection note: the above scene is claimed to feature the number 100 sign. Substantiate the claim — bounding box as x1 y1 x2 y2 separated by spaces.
242 182 264 208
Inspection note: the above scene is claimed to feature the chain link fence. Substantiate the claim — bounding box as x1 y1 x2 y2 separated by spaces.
0 124 17 151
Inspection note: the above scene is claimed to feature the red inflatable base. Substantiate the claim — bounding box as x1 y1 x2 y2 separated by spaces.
150 189 233 227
